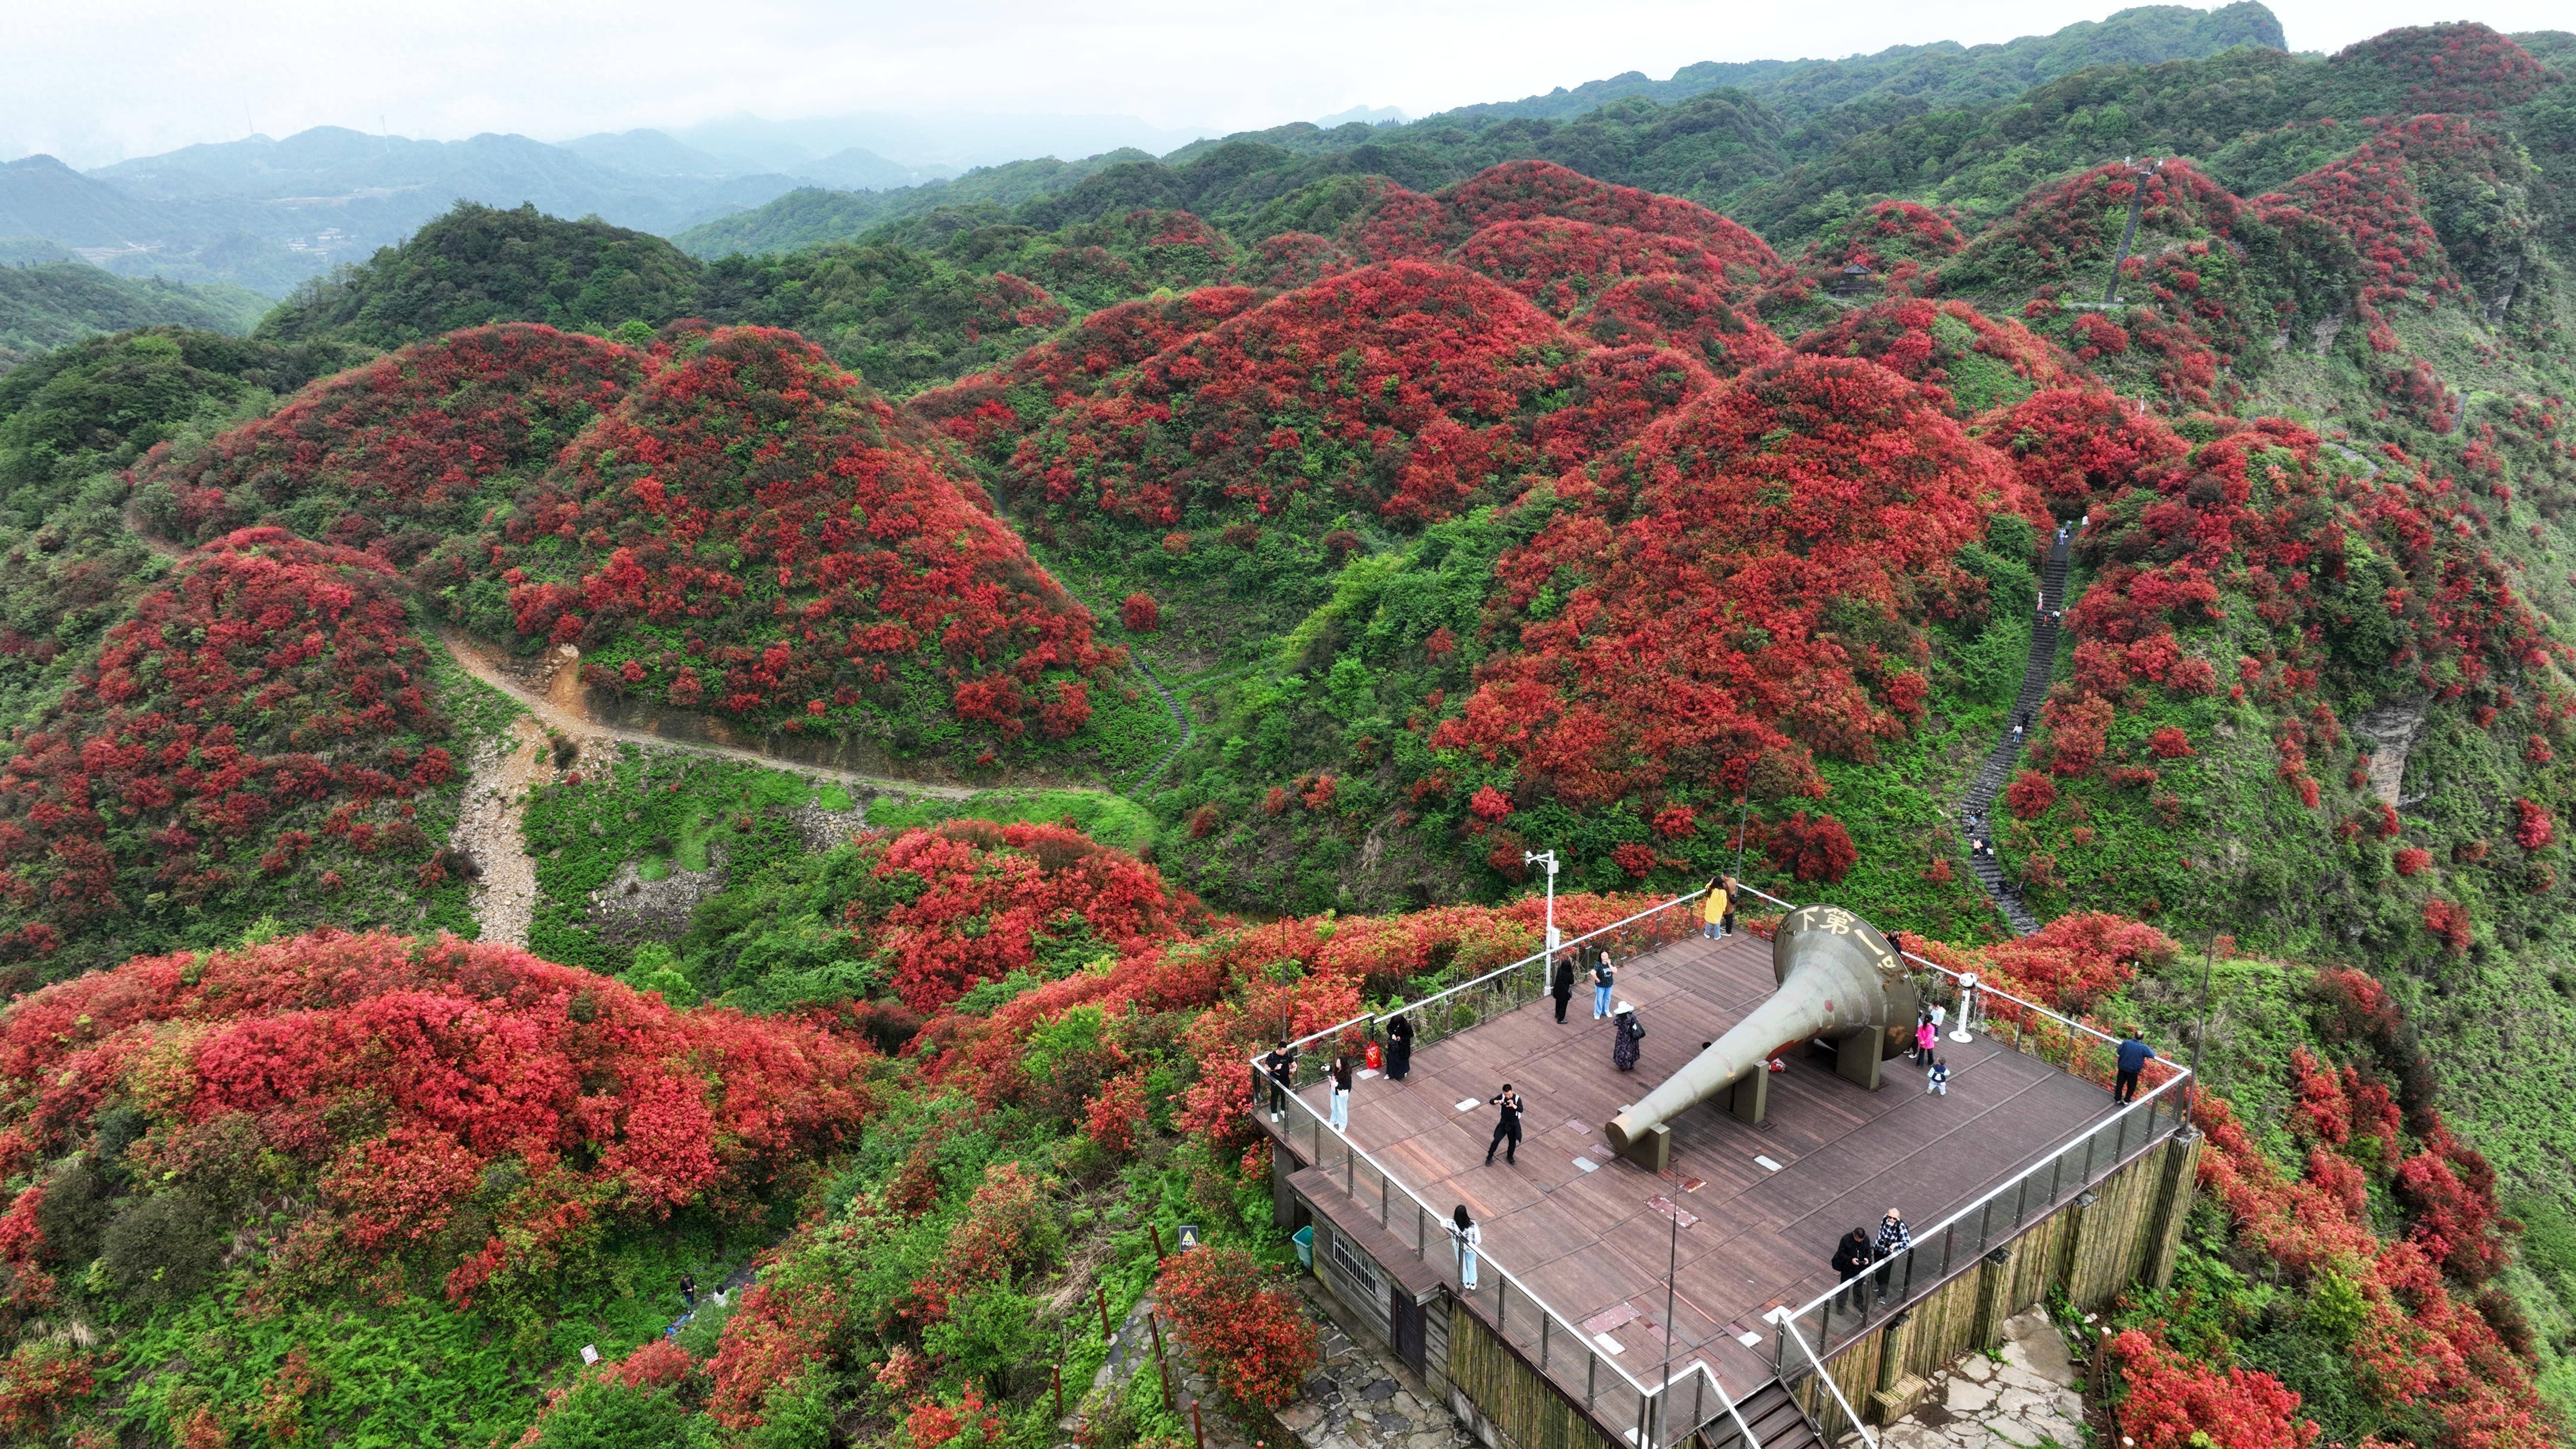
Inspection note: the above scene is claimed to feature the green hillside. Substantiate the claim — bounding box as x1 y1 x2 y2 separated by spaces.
0 262 267 356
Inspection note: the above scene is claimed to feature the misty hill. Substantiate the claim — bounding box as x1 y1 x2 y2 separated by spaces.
1441 1 2286 123
0 262 265 355
675 1 2296 258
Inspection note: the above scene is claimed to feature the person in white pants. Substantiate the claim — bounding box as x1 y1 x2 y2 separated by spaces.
1328 1054 1353 1130
1450 1206 1481 1289
1926 1057 1950 1095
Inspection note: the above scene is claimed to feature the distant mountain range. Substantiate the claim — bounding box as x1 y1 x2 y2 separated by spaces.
0 2 2299 304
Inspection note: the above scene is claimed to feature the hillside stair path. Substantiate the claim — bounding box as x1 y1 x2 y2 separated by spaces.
1955 530 2073 938
1703 1377 1826 1449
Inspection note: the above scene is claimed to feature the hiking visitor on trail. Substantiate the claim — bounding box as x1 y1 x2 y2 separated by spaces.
1485 1084 1525 1165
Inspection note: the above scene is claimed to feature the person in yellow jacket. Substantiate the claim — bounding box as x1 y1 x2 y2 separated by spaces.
1702 876 1734 939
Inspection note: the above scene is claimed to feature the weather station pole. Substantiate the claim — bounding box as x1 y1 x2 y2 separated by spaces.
1524 850 1560 970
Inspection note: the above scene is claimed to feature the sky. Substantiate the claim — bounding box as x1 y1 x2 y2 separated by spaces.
6 0 2569 169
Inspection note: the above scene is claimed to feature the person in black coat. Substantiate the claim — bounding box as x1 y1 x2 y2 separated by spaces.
1550 956 1575 1023
1484 1084 1525 1165
1385 1012 1413 1081
1832 1227 1873 1313
1611 1004 1645 1072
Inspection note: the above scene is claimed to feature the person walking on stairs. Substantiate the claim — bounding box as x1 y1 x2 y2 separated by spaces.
1591 950 1616 1019
2114 1028 2156 1104
1484 1084 1526 1165
1451 1206 1482 1289
1550 955 1575 1023
1611 1003 1645 1072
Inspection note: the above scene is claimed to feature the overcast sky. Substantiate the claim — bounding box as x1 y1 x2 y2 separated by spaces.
7 0 2568 168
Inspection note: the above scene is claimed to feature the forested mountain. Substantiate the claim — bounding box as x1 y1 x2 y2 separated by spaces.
0 262 264 358
0 9 2574 1448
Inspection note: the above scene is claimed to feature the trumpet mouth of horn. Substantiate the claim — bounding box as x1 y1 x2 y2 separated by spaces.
1605 1113 1638 1151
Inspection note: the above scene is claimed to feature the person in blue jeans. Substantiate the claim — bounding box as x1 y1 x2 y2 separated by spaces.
1591 951 1616 1019
2113 1029 2155 1103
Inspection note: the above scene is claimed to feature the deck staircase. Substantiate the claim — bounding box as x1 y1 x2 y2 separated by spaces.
1700 1376 1826 1449
1956 530 2074 938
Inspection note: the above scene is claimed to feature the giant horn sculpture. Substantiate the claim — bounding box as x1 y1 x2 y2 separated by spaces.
1604 904 1920 1170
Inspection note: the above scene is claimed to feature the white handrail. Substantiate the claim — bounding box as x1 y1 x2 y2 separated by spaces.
1784 1314 1877 1449
1776 1065 2191 1328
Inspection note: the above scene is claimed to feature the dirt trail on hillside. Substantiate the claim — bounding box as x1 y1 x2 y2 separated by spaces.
451 717 552 946
436 630 982 801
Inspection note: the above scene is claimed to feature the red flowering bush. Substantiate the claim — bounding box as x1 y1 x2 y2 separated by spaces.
1791 298 2072 418
2108 1328 2318 1449
1982 912 2173 1013
2514 798 2553 850
2395 846 2431 876
1153 1246 1319 1409
2005 771 2058 819
2147 726 2195 759
0 529 452 973
845 820 1205 1012
0 930 871 1310
0 1341 98 1438
1120 592 1160 633
2423 896 2472 953
1763 812 1858 884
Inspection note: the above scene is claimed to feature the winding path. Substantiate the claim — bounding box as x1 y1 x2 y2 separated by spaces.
435 630 982 802
1956 529 2074 937
1124 652 1196 792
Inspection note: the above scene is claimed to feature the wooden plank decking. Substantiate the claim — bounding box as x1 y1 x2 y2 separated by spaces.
1298 929 2118 1395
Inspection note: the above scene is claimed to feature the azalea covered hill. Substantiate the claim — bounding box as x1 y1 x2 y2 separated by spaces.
132 322 1123 764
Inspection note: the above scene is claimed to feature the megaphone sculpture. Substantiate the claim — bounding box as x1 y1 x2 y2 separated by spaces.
1605 904 1920 1171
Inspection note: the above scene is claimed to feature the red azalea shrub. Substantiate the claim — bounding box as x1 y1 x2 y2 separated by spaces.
2005 771 2058 818
2147 726 2195 759
2395 846 2431 876
0 930 871 1310
1120 592 1160 633
2333 22 2555 112
1793 199 1968 289
0 1341 98 1438
1982 912 2174 1013
2423 897 2472 953
2514 798 2553 850
846 820 1205 1012
1153 1246 1320 1410
1763 812 1858 885
0 529 451 970
2108 1328 2319 1449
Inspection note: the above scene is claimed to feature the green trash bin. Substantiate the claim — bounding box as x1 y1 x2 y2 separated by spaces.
1293 1225 1314 1270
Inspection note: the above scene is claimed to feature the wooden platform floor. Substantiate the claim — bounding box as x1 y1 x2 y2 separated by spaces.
1304 930 2118 1394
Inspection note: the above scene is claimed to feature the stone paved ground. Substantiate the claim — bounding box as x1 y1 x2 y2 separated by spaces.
1272 1285 1475 1449
1861 1310 2089 1449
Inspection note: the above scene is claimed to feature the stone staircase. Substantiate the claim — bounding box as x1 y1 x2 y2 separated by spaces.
1955 531 2074 939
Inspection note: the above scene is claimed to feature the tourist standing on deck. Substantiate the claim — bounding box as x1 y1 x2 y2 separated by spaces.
1591 950 1616 1019
1873 1209 1913 1302
1611 1003 1645 1072
1328 1053 1354 1130
1925 1056 1949 1095
1702 877 1731 939
1550 955 1575 1023
1385 1012 1413 1081
1451 1206 1482 1289
1263 1040 1297 1120
1832 1227 1872 1312
1484 1084 1525 1165
1914 1014 1937 1064
2114 1028 2156 1103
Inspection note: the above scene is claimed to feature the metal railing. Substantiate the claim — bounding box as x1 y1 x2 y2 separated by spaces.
1259 884 1717 1090
1256 1045 1757 1449
1783 1318 1877 1449
1253 874 2191 1449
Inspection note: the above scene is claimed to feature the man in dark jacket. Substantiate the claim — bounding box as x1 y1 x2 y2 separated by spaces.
1550 956 1575 1023
1485 1084 1526 1165
1831 1227 1872 1313
2113 1030 2155 1103
1263 1041 1298 1120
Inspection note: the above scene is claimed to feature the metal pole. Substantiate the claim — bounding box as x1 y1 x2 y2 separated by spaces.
1735 795 1749 881
1658 1198 1681 1436
2187 932 2218 1124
